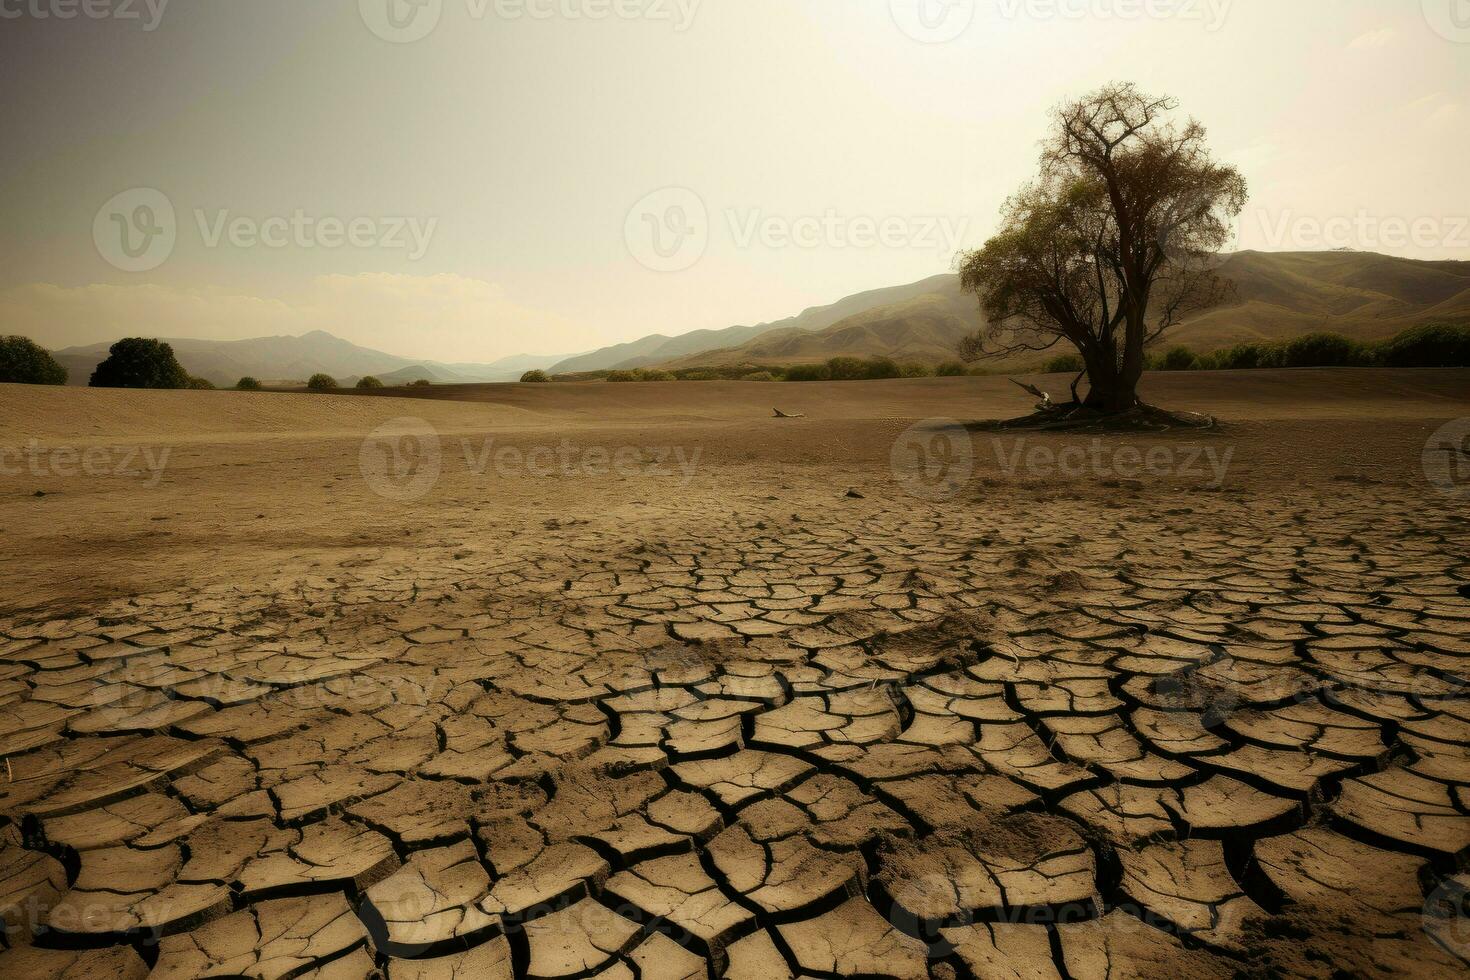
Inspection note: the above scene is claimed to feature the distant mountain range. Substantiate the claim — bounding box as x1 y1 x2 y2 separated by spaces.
589 250 1470 372
47 251 1470 386
50 331 568 387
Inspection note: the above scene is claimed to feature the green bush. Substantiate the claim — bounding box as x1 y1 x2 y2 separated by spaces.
824 357 868 381
519 370 550 383
679 370 720 381
408 379 433 387
1044 353 1084 374
1158 346 1199 371
641 370 677 382
899 363 933 378
1282 332 1363 368
235 376 263 391
306 373 338 391
741 371 776 382
90 338 190 389
1373 323 1470 367
784 363 832 382
186 376 216 390
864 357 901 380
935 361 969 377
0 336 68 385
356 376 384 389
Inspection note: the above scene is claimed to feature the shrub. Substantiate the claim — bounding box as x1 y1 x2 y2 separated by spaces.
186 376 216 390
408 379 433 387
1282 332 1363 368
0 336 68 385
520 370 550 383
306 373 338 391
606 370 636 383
356 376 384 389
899 363 933 378
679 370 720 381
741 371 776 382
89 338 189 389
825 357 868 381
784 363 832 382
641 370 677 382
863 357 901 380
235 376 263 391
1374 323 1470 367
1158 346 1199 371
1213 343 1272 370
1044 353 1084 374
935 361 969 377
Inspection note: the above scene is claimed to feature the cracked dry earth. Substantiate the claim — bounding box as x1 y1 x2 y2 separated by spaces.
1 375 1468 979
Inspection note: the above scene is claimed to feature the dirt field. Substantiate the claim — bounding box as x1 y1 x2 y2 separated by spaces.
1 369 1468 979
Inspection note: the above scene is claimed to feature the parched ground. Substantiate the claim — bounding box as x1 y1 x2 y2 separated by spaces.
0 370 1467 979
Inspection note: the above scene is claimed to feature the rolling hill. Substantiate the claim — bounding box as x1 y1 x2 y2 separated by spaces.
647 251 1470 370
546 275 957 375
50 331 567 387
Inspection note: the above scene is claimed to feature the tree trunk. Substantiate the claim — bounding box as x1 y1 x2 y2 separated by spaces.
1080 342 1141 413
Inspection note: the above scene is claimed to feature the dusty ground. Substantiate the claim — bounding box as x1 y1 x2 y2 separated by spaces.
0 369 1467 979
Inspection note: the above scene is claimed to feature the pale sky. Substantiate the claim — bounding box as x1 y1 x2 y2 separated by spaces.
1 0 1466 361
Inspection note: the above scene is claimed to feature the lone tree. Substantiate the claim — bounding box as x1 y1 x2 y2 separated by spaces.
306 373 338 391
957 83 1247 415
0 336 68 385
90 338 190 389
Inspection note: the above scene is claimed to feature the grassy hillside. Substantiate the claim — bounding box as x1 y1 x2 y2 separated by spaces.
650 251 1470 370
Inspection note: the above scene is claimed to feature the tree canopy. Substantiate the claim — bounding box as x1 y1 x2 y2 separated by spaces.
0 336 68 385
89 338 190 389
957 83 1247 412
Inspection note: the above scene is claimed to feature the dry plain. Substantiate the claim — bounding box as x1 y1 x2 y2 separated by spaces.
0 369 1468 979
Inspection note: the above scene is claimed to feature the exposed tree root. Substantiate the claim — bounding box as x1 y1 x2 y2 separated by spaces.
973 401 1218 432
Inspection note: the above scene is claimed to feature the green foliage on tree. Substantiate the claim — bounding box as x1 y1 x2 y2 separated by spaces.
306 373 338 391
89 338 190 389
0 336 68 385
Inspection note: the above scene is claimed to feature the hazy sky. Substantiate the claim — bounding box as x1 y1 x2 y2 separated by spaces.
1 0 1467 361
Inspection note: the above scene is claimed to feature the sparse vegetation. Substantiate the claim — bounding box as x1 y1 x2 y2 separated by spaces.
236 376 264 391
899 363 933 378
520 370 551 383
1044 354 1084 374
936 361 969 377
306 373 338 391
0 335 68 385
407 379 433 387
356 376 384 389
89 338 190 389
741 371 777 382
186 376 217 390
